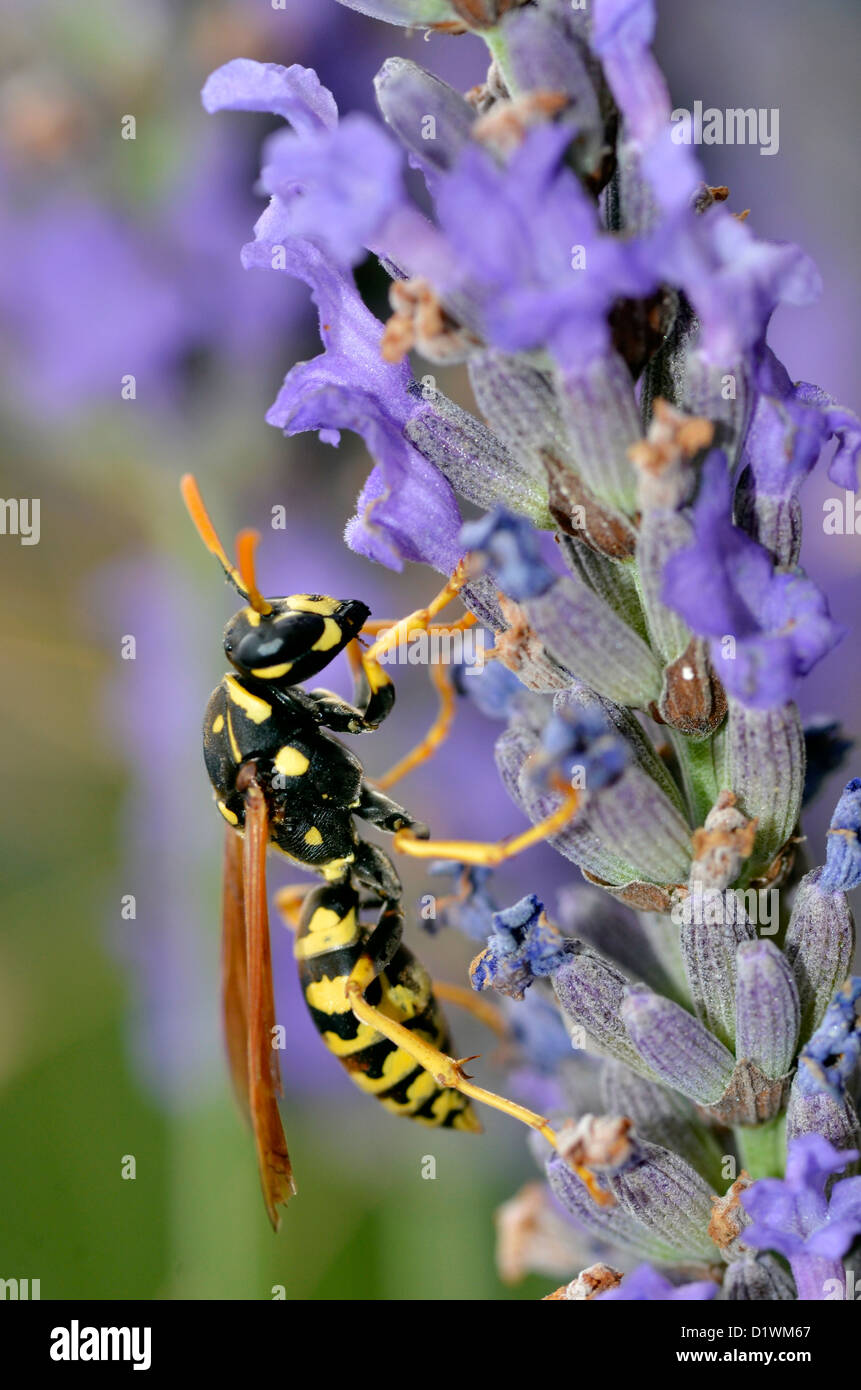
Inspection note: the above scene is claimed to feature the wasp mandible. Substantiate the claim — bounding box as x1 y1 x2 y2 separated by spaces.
181 476 605 1228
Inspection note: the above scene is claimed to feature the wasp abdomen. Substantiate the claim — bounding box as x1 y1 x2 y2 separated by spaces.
295 885 479 1131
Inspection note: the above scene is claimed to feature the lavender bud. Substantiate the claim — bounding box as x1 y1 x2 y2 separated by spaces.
795 977 861 1101
634 513 693 666
495 709 692 889
519 575 663 708
601 1060 726 1192
556 885 682 1002
374 58 473 172
722 1255 796 1301
554 351 642 514
503 3 601 131
677 888 756 1051
784 867 855 1037
677 349 753 470
545 1152 680 1262
467 351 575 483
406 391 553 525
735 940 800 1079
553 947 653 1077
622 985 736 1105
719 700 806 879
785 1082 861 1156
558 536 648 637
609 1137 718 1263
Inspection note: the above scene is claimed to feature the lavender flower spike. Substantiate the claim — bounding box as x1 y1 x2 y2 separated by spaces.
741 1135 861 1301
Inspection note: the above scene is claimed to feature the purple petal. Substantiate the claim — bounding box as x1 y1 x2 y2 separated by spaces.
202 58 337 133
259 114 405 266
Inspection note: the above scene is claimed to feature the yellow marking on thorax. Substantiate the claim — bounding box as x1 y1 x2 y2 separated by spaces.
304 827 323 846
224 676 272 724
274 746 310 777
293 907 358 957
217 800 239 826
349 1046 422 1094
312 618 342 652
225 708 242 764
251 662 293 679
305 974 350 1014
286 595 339 616
243 607 262 627
212 714 224 734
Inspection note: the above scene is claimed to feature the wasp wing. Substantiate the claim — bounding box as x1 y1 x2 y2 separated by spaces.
222 825 249 1120
233 778 296 1228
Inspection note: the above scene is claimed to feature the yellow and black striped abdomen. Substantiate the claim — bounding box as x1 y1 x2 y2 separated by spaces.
295 886 480 1131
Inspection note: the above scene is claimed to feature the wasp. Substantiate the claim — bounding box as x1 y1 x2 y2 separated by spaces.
181 475 606 1227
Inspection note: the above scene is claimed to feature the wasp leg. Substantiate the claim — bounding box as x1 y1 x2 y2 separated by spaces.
429 980 508 1042
355 783 430 839
273 884 312 932
362 559 470 665
343 953 611 1206
292 640 395 736
352 839 404 905
392 779 581 867
363 899 405 978
374 661 456 793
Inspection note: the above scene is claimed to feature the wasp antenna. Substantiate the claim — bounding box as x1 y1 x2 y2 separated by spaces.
236 529 272 616
180 473 248 599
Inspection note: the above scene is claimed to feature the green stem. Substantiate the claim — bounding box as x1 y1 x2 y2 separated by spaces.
676 733 720 829
735 1115 786 1180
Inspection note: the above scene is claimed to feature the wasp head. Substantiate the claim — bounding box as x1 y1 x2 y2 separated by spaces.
223 594 370 688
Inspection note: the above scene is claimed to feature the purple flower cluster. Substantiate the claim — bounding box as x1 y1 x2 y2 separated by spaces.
206 0 860 1301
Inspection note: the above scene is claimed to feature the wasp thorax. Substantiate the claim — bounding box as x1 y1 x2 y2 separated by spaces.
223 594 369 687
